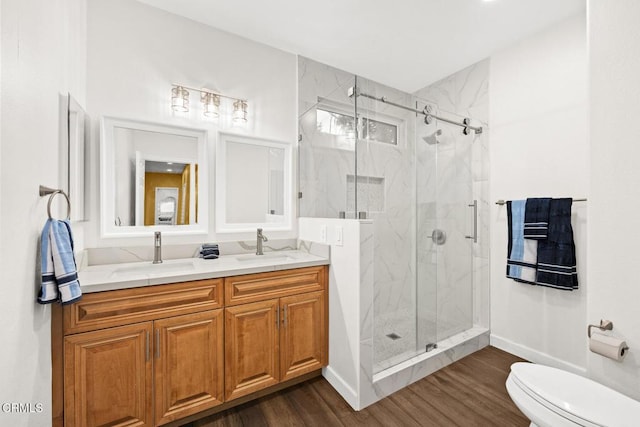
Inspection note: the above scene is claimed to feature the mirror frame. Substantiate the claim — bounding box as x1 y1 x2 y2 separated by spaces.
215 132 292 233
66 93 88 221
100 116 209 238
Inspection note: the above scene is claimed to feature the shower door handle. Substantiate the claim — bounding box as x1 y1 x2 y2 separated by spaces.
465 200 478 243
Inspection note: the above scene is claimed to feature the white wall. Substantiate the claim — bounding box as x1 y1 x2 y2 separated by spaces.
299 218 366 408
85 0 297 247
0 0 86 425
588 0 640 400
489 15 589 372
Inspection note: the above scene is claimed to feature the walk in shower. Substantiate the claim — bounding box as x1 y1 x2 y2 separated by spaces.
298 56 489 407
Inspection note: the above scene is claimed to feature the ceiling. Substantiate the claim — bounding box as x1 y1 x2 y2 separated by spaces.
137 0 585 93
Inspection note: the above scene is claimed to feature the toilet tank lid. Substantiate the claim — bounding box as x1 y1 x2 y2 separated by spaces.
510 362 640 426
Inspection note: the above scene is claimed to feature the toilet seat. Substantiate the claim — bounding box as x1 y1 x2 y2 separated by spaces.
507 362 640 427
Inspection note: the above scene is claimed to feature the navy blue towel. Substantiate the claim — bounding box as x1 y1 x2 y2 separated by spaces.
199 243 219 260
535 198 578 290
524 198 551 240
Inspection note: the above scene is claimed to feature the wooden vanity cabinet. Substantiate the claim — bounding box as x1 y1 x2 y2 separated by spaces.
63 322 153 427
56 266 327 426
224 299 280 401
224 267 327 401
61 279 225 427
153 310 224 425
279 290 326 382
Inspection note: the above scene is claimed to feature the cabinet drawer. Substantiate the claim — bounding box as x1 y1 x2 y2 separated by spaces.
64 279 223 334
225 266 327 307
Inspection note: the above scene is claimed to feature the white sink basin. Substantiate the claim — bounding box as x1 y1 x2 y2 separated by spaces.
110 261 196 277
235 253 296 263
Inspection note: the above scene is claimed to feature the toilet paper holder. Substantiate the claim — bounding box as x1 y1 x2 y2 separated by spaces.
588 320 613 338
588 319 630 352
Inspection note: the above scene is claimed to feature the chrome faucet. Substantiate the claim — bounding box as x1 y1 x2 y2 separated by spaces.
256 228 268 255
153 231 163 264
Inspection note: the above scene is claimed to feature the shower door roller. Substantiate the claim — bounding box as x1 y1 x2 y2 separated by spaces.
430 229 447 245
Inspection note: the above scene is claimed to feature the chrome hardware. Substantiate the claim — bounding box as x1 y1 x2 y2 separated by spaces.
283 305 288 327
352 89 483 134
463 118 472 135
153 231 162 264
588 320 613 338
430 229 447 245
155 329 160 359
256 228 268 255
495 198 588 206
465 200 478 243
424 114 434 125
276 306 280 329
39 185 71 220
145 331 150 362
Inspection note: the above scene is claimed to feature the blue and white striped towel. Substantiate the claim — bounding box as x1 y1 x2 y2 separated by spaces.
38 219 82 304
506 200 538 284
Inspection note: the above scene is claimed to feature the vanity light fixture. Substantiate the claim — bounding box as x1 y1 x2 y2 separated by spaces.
171 85 189 112
232 100 248 124
202 91 221 118
170 84 248 122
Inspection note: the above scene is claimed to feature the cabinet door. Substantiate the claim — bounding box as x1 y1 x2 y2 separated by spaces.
64 322 153 427
154 310 224 425
225 300 279 401
280 291 327 382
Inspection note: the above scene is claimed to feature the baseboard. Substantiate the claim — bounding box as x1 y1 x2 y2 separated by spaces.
322 366 359 410
490 334 586 375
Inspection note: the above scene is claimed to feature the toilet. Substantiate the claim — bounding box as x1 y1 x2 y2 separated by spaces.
506 362 640 427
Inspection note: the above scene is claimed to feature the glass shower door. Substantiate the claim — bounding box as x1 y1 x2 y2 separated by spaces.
297 57 357 218
415 100 439 352
416 100 475 348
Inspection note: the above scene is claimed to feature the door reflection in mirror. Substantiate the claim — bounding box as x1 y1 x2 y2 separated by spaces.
113 127 198 226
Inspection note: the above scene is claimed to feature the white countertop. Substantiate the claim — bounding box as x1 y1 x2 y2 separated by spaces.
78 250 330 293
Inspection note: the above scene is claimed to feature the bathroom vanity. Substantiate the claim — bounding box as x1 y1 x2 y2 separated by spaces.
52 253 328 427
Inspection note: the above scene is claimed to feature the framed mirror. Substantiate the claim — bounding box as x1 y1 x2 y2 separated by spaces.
100 117 209 237
216 132 292 232
66 94 88 221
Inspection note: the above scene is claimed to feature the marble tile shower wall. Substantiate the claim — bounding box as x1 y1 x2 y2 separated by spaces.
413 59 490 336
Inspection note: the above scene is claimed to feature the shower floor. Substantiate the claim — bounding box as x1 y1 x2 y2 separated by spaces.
373 310 464 373
374 310 439 373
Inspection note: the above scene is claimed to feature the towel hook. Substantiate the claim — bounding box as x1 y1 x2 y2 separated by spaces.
39 185 71 220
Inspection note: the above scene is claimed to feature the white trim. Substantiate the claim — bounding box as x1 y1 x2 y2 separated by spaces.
490 334 586 375
322 366 359 410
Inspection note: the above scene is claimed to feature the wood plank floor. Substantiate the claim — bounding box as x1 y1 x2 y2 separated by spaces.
185 346 529 427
